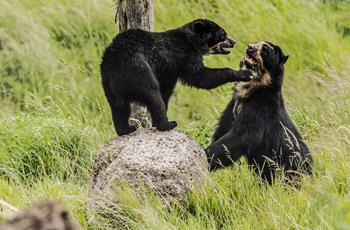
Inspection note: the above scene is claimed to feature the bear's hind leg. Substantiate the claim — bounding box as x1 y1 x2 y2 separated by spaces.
143 90 177 131
206 130 246 171
111 101 136 136
161 87 174 111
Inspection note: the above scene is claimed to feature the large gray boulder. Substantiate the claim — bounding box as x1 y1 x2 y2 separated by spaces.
88 128 208 213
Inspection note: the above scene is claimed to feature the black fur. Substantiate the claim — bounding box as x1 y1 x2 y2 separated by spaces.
206 41 312 184
101 19 254 136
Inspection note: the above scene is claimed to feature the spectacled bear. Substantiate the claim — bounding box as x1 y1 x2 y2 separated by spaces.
206 41 313 184
101 19 255 136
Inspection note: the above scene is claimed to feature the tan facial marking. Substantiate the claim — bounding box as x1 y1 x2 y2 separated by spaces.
249 41 273 70
236 41 273 97
260 41 274 49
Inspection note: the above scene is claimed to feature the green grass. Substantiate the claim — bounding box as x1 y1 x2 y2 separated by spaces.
0 0 350 229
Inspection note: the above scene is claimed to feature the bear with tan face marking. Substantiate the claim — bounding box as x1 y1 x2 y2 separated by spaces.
206 41 312 184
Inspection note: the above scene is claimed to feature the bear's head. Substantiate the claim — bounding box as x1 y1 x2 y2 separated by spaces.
240 41 289 88
186 19 236 55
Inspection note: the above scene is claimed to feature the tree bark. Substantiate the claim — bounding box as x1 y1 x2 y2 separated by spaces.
116 0 153 128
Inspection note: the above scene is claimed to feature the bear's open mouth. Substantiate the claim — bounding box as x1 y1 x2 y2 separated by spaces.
208 36 236 55
239 45 265 81
241 50 261 70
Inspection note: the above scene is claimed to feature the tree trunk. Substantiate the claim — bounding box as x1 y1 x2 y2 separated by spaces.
116 0 153 128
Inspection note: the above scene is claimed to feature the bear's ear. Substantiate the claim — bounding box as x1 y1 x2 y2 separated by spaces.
282 55 289 64
193 20 206 33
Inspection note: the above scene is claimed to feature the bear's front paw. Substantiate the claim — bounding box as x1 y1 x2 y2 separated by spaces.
242 67 260 80
238 69 257 82
249 68 260 80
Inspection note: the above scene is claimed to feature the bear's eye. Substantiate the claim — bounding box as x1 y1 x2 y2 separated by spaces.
262 45 271 53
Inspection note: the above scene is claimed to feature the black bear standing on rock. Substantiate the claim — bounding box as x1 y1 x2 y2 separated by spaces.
101 19 255 136
206 41 312 184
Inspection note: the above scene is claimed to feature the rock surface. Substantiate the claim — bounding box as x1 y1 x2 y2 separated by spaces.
0 200 82 230
88 128 208 213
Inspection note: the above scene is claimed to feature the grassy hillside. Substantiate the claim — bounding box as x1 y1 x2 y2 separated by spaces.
0 0 350 229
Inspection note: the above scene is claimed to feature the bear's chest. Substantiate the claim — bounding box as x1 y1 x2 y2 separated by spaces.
231 100 243 119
